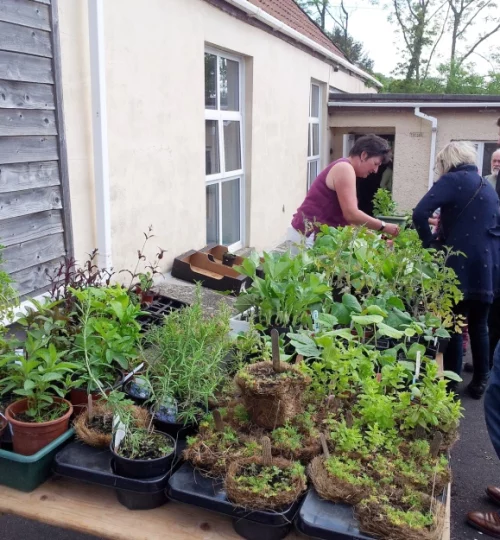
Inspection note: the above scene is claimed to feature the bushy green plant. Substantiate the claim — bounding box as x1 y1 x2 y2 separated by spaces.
70 285 144 393
373 188 397 216
143 288 233 424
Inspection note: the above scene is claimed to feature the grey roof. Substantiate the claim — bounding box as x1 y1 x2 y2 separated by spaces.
329 93 500 104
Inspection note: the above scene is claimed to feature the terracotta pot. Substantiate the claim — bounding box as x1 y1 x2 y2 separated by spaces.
5 397 73 456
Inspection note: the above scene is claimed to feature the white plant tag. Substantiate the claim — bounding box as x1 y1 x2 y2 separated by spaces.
14 348 24 366
113 414 126 452
312 310 319 333
413 351 422 385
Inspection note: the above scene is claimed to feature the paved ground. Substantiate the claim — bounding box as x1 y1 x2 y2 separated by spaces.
2 350 500 540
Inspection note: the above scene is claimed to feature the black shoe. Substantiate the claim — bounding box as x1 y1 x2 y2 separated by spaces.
463 362 474 373
467 379 488 399
447 380 459 396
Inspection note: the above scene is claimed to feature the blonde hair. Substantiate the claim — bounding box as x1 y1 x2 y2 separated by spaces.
436 141 477 176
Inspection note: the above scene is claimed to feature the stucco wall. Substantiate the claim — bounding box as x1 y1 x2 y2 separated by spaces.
329 108 499 211
58 0 376 272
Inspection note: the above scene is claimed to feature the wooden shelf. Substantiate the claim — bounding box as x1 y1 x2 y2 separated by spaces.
0 476 450 540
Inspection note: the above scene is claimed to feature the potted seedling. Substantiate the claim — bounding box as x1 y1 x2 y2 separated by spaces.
109 398 176 479
226 436 307 511
373 188 408 227
0 335 77 455
235 330 310 429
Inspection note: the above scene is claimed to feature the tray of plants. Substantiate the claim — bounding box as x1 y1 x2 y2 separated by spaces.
168 461 303 540
137 295 188 331
53 436 177 510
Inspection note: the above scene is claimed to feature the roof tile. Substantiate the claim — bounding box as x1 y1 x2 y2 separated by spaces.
247 0 345 58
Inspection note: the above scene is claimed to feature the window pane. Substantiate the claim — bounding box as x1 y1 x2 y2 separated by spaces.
206 184 219 244
205 120 220 175
224 120 241 172
222 179 241 245
308 160 319 190
310 84 320 118
220 58 239 111
205 53 217 110
312 123 319 156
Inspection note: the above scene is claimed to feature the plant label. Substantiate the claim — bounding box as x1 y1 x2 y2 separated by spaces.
113 414 126 452
14 348 24 366
312 310 319 333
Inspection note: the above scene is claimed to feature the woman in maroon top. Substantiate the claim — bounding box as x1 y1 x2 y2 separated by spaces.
291 134 400 239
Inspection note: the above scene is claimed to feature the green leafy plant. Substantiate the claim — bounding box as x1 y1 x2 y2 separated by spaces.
373 188 397 217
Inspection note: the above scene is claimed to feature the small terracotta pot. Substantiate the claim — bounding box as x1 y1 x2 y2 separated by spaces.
5 397 73 456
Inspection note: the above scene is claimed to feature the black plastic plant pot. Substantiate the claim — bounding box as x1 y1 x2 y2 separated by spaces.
110 431 176 479
438 337 450 354
168 463 302 534
123 379 151 406
53 441 177 510
152 414 199 440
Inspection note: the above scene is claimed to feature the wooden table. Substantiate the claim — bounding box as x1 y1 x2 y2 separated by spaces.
0 477 450 540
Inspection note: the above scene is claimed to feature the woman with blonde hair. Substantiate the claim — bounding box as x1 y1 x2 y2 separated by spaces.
413 141 500 398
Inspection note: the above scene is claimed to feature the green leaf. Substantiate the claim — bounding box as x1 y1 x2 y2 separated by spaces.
342 294 362 314
351 314 383 325
404 328 416 337
331 303 351 326
377 322 404 339
387 297 405 311
23 380 35 391
407 342 426 360
365 305 388 317
435 328 451 339
399 360 416 372
317 313 338 328
443 370 462 382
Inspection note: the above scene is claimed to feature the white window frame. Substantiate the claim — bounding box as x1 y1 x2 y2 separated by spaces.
205 47 245 250
467 140 498 176
307 82 322 190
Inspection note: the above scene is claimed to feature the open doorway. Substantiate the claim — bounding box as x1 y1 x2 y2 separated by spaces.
343 133 395 216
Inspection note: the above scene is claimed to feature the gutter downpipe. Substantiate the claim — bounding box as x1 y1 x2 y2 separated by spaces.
223 0 382 88
88 0 112 270
414 107 438 191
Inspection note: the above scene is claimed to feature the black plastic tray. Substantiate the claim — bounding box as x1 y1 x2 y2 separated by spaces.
168 462 301 528
296 489 372 540
297 485 449 540
138 295 188 330
53 441 180 510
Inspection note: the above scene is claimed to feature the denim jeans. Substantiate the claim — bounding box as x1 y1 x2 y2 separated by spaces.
444 300 490 379
485 343 500 460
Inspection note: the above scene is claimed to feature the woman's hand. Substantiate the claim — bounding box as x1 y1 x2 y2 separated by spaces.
384 223 400 237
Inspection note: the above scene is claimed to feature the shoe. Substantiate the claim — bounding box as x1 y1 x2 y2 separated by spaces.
467 378 488 399
467 510 500 538
487 486 500 506
463 362 474 373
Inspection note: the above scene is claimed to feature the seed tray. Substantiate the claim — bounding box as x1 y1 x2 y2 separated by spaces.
138 295 188 330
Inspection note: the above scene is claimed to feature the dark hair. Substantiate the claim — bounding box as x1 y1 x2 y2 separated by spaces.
497 117 500 127
349 134 391 163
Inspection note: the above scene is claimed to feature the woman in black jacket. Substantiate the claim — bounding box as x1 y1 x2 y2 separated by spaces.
413 141 500 398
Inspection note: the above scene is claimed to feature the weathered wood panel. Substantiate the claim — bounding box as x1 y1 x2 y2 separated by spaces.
0 210 63 247
0 20 52 58
0 50 53 84
32 0 51 5
0 136 58 164
49 0 73 258
0 185 62 219
0 109 56 136
0 161 59 193
2 233 65 273
0 79 54 109
10 257 63 297
0 0 51 31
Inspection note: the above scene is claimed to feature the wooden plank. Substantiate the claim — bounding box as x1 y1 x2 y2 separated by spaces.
0 109 56 136
0 161 60 193
1 232 65 273
50 0 73 258
0 0 51 31
0 477 300 540
0 20 52 57
10 256 63 297
0 136 58 164
0 209 63 246
33 0 51 5
0 79 55 109
0 50 53 84
0 185 62 220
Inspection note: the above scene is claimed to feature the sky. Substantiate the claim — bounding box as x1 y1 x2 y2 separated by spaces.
330 0 493 76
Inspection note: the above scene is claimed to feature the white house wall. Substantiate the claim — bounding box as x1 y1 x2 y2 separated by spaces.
58 0 375 272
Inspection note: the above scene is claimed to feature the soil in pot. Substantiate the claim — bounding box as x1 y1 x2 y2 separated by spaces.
111 430 175 479
226 438 307 511
5 397 73 456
